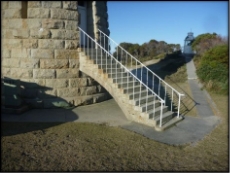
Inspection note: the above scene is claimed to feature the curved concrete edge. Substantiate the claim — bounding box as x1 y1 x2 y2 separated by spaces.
1 99 222 146
196 81 222 117
120 115 221 146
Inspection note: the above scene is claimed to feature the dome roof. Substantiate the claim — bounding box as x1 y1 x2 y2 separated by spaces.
185 32 195 41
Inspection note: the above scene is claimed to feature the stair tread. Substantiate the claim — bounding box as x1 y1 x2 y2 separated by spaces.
80 46 184 132
107 71 128 75
146 105 168 114
113 77 133 80
94 60 114 62
132 95 157 106
124 84 144 90
139 100 161 107
130 89 149 95
134 94 155 101
153 111 173 121
155 116 184 131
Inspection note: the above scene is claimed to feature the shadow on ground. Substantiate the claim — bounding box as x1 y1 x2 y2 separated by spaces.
1 77 79 136
130 52 197 116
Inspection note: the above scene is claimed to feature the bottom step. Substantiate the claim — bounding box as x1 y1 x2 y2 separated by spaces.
155 116 184 131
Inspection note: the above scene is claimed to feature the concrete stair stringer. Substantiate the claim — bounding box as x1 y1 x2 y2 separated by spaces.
80 54 158 127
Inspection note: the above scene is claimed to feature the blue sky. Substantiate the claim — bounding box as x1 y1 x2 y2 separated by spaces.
107 1 228 48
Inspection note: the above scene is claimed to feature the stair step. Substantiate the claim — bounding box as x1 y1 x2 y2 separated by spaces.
107 72 129 78
133 95 156 106
128 90 150 99
113 76 136 84
98 63 121 69
103 68 125 73
154 111 174 126
140 100 162 112
123 84 146 94
84 52 105 58
84 48 107 54
85 54 105 59
88 55 119 63
146 105 169 118
155 116 184 131
79 47 184 132
117 81 139 89
92 58 114 64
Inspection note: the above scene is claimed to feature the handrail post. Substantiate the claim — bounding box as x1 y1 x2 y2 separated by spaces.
171 90 173 112
177 94 184 118
139 66 143 106
159 101 164 127
81 28 185 128
79 29 81 50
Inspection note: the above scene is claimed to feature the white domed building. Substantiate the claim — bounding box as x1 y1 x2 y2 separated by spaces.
183 32 195 54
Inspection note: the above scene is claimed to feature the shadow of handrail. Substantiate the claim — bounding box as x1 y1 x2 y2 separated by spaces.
131 52 197 116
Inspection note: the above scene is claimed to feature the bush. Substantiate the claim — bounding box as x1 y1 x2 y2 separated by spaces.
197 44 228 94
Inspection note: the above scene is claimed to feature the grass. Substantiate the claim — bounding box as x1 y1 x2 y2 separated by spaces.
1 53 228 171
124 53 166 67
1 91 228 171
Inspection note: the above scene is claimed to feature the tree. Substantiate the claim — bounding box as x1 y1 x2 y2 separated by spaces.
112 39 181 61
191 33 226 55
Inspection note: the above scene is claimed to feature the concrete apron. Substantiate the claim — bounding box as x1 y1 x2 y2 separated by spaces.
120 54 221 146
1 54 221 146
2 97 220 146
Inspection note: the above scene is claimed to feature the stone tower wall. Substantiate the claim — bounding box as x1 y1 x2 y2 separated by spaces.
1 1 111 108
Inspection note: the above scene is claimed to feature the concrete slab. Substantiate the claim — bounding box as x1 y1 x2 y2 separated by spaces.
121 115 220 145
1 54 221 146
187 70 215 118
1 98 221 146
71 99 131 126
185 55 198 80
1 99 131 126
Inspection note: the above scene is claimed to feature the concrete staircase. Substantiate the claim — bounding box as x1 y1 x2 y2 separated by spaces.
79 47 183 131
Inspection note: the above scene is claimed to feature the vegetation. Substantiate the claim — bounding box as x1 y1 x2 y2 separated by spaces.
2 34 228 171
191 32 218 54
1 42 228 171
1 91 228 171
191 33 228 94
112 40 181 63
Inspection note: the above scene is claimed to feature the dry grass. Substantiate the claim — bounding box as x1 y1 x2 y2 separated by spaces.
1 92 228 171
1 54 228 171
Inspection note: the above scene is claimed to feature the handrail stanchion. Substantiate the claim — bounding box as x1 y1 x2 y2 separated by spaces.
139 66 143 107
171 90 173 112
164 85 167 106
177 94 182 118
79 27 184 128
159 102 164 127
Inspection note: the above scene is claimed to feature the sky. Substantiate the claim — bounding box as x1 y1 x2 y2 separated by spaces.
107 1 228 49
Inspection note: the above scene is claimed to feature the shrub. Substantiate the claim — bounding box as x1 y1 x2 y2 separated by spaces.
197 44 228 94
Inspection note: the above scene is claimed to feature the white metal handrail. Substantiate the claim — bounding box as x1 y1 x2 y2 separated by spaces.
98 29 184 118
79 27 182 127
